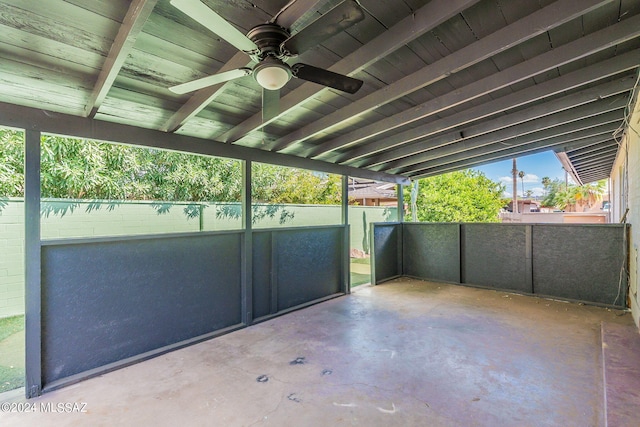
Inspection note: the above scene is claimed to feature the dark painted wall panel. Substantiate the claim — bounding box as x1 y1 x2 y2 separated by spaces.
403 223 460 283
252 231 272 319
372 223 400 282
462 224 531 293
41 233 242 385
532 225 627 306
273 227 343 310
373 223 627 307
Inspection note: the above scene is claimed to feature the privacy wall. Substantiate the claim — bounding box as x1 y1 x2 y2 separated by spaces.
39 225 346 391
0 199 392 318
373 222 628 307
252 226 345 319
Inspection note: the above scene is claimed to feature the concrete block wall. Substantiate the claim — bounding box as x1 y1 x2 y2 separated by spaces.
0 199 25 318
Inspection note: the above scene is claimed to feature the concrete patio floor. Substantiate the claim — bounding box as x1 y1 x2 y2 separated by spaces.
0 278 635 426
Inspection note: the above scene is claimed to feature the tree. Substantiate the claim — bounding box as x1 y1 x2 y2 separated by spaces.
403 170 505 222
0 129 24 197
252 164 341 205
541 176 551 199
0 129 340 205
541 178 606 211
574 180 605 210
518 170 525 197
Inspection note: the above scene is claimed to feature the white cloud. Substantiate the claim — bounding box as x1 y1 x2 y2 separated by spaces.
530 187 545 197
499 174 539 184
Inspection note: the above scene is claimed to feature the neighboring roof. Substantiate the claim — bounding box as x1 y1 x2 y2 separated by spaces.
0 0 638 183
349 184 397 200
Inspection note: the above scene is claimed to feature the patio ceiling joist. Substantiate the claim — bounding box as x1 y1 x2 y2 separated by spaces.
411 132 617 180
306 12 640 160
337 51 640 166
351 75 635 171
377 94 628 174
576 167 615 179
572 152 618 168
271 0 613 155
219 0 481 145
400 111 623 175
567 140 621 158
85 0 158 118
404 113 623 177
569 145 619 162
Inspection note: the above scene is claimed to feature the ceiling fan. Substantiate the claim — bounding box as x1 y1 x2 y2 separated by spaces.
169 0 365 119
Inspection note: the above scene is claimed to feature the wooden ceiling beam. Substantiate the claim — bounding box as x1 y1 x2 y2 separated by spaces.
337 52 639 166
571 152 617 167
85 0 158 118
410 131 617 180
356 76 634 170
400 113 622 177
567 140 620 157
306 6 639 159
219 0 481 144
277 0 615 155
394 107 623 174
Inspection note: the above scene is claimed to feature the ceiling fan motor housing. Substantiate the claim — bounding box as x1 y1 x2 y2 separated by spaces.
246 23 290 60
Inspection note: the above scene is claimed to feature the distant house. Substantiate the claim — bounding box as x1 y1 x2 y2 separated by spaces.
501 197 609 224
506 199 540 213
348 179 397 206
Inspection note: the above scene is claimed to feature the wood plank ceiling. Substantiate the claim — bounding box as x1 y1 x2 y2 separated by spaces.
0 0 639 184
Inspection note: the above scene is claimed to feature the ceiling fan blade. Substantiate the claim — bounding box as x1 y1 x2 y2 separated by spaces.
170 0 258 52
282 0 365 55
169 68 251 94
292 63 363 94
262 88 280 123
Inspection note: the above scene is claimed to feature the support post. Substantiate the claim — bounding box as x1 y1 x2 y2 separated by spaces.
24 129 42 398
397 184 404 276
397 184 404 222
241 160 253 325
342 175 350 294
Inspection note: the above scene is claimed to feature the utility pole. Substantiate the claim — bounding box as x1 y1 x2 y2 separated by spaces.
512 158 518 213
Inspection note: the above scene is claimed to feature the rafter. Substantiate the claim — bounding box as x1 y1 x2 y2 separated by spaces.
402 113 622 177
277 0 615 156
390 103 624 174
391 108 623 175
85 0 158 118
306 11 640 159
219 0 481 144
567 140 620 157
572 152 618 168
360 77 633 171
410 132 617 180
337 52 640 166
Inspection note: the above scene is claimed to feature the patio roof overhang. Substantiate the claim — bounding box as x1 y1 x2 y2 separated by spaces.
0 0 638 183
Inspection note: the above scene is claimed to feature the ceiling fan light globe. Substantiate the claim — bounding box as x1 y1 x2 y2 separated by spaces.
255 64 291 90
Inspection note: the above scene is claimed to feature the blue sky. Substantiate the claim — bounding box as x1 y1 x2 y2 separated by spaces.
473 150 573 198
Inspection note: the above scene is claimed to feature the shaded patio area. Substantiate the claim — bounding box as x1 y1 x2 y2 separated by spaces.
2 278 634 426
